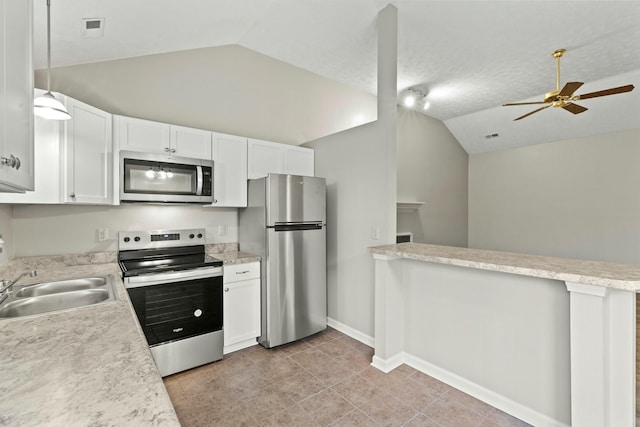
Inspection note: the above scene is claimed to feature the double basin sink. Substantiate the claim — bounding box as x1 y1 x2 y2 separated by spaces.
0 276 117 318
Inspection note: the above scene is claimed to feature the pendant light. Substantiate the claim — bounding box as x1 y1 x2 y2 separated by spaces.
34 0 71 120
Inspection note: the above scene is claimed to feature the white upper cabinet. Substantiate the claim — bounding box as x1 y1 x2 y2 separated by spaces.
0 0 34 192
0 98 61 204
171 125 212 159
62 97 113 204
210 132 247 207
247 138 314 179
284 145 315 177
115 116 211 160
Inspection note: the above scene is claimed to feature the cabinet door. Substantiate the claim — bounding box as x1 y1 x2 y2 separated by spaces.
63 98 112 204
170 125 212 159
223 278 261 347
247 138 284 179
115 116 170 154
284 146 314 177
211 132 247 207
0 0 34 192
0 100 61 204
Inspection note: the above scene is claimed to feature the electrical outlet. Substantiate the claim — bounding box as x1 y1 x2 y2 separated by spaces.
97 228 109 241
218 225 226 236
371 225 380 240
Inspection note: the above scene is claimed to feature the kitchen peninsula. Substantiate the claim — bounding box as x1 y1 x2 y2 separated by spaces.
370 242 638 427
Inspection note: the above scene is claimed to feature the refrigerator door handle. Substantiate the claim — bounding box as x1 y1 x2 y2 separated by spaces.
271 222 324 232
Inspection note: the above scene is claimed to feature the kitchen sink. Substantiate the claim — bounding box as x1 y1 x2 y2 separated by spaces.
0 275 117 319
14 277 108 297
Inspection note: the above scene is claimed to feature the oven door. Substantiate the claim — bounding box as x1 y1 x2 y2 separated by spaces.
125 269 222 346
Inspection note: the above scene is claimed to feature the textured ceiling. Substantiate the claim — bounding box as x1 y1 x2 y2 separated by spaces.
33 0 640 153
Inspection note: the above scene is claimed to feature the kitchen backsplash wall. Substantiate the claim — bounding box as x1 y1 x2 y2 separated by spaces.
9 204 238 257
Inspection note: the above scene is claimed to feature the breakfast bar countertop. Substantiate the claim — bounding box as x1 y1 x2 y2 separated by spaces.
369 242 640 291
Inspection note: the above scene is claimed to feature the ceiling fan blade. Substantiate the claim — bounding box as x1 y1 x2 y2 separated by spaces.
577 84 635 100
513 105 551 121
503 101 548 106
558 81 584 97
562 102 588 114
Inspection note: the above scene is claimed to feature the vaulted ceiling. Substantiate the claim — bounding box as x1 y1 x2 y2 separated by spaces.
34 0 640 153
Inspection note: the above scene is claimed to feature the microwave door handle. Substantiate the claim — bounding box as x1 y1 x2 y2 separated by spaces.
196 165 203 195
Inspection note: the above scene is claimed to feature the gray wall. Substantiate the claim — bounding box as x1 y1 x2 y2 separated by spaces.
469 128 640 264
37 45 377 146
397 108 468 247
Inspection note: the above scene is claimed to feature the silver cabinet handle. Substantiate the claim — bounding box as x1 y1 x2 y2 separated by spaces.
235 270 249 275
171 148 176 153
70 193 76 198
164 147 170 152
1 155 21 170
213 199 218 204
224 287 229 292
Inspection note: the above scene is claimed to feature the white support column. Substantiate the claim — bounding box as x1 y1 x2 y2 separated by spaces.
372 254 404 372
565 282 635 427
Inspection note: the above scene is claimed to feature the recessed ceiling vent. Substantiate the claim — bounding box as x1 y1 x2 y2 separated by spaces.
484 133 500 140
82 18 105 38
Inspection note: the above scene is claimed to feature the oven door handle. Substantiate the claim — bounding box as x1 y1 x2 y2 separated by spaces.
124 267 223 288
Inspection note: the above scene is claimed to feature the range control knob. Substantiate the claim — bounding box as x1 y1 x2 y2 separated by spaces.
123 237 130 243
134 236 141 242
197 233 203 239
189 233 195 239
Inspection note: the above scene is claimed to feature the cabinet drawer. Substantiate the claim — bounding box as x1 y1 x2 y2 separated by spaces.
224 262 260 283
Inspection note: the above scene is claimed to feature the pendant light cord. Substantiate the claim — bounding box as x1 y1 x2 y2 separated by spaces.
46 0 51 93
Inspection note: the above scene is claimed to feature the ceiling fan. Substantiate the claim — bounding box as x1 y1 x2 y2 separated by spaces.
503 49 635 121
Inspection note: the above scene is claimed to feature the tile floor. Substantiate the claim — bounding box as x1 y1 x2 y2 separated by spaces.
163 327 532 427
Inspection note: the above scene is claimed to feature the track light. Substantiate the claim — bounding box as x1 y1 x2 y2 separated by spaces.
401 87 429 112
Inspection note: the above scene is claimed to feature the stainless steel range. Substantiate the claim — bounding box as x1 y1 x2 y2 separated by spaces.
118 228 223 377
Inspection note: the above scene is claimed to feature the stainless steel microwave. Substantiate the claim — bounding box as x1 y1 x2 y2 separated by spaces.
119 151 213 203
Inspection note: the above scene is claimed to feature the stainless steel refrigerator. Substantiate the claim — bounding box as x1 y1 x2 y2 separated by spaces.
239 173 326 348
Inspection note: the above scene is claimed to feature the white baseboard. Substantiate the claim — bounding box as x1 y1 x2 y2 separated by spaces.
327 317 375 347
223 338 258 355
403 354 570 427
371 353 405 373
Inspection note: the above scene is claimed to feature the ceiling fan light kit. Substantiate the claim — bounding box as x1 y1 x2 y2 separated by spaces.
503 49 634 121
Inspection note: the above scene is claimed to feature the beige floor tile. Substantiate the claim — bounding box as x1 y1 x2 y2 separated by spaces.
337 347 375 373
298 389 356 426
423 397 487 427
479 409 533 427
328 408 381 427
407 371 451 395
261 404 323 427
440 388 495 417
403 412 442 427
356 388 419 427
277 370 326 403
331 374 381 407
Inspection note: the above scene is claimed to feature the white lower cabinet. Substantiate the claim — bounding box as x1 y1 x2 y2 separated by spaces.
223 262 261 354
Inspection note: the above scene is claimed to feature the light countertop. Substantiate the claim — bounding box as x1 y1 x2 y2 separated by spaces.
0 250 260 426
369 242 640 291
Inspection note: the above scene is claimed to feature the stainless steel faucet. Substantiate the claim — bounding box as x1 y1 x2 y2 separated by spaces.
0 270 37 304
